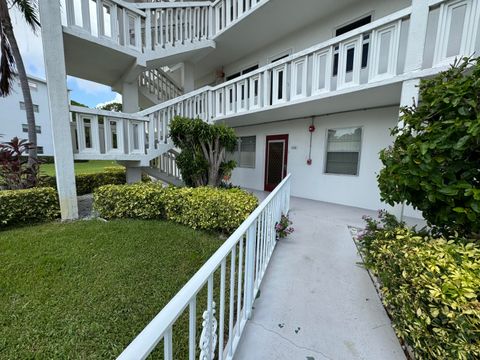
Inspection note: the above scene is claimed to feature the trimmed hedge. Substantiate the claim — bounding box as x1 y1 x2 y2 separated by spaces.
358 214 480 359
93 183 258 233
42 167 126 196
0 187 60 228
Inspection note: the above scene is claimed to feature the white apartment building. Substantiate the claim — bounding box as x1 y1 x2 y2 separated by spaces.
0 75 54 156
38 0 480 221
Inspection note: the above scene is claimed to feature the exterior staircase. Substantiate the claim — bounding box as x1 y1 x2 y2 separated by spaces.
143 149 183 186
139 68 183 107
63 0 268 185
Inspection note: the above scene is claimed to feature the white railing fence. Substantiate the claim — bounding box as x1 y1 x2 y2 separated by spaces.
61 0 268 53
117 174 291 360
139 68 184 103
139 0 480 125
70 105 150 159
212 0 264 33
150 149 182 180
140 2 212 51
61 0 146 51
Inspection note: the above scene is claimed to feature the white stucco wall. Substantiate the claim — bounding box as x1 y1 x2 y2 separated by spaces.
230 106 420 218
0 76 54 156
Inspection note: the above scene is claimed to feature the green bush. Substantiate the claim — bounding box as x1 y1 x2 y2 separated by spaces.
378 58 480 238
93 184 258 233
358 213 480 359
0 187 60 228
42 168 126 195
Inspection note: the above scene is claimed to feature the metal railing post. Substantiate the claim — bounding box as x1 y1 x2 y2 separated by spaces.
244 220 257 319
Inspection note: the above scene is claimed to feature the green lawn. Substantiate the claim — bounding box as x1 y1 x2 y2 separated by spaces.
40 160 123 176
0 220 222 359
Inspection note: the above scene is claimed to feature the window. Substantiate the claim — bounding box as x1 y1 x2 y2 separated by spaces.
25 146 44 154
19 102 39 113
226 64 259 81
333 16 371 76
28 81 38 91
325 127 362 175
22 124 41 134
228 136 256 168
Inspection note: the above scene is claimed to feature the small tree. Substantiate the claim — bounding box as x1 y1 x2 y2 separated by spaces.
169 116 237 187
378 57 480 238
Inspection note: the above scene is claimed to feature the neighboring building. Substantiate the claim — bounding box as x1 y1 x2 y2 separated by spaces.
0 75 54 156
39 0 480 219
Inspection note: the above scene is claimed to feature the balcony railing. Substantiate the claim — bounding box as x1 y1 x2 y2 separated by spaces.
61 0 268 54
117 173 291 360
140 0 480 123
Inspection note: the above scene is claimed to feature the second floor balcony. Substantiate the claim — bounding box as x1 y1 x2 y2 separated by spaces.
69 0 480 160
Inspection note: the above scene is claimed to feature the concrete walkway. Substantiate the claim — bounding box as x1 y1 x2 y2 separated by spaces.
235 196 407 360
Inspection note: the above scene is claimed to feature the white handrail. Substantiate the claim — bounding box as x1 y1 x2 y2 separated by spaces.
117 174 292 360
70 105 149 121
136 2 212 9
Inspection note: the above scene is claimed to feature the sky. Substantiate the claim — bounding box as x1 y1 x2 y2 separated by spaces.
11 8 121 108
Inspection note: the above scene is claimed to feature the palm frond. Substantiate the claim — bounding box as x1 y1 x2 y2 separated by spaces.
0 29 14 96
10 0 39 32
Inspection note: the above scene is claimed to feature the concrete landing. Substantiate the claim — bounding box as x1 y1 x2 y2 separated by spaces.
234 196 407 360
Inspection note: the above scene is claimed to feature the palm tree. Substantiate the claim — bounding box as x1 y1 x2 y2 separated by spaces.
0 0 40 175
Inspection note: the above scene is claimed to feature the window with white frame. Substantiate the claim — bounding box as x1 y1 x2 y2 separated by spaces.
228 136 256 168
22 124 41 134
325 127 362 175
19 102 39 113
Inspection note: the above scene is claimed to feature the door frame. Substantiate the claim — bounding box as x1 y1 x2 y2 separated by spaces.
264 134 289 191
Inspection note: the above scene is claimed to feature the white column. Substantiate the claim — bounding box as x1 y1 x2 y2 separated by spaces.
39 0 78 220
126 167 142 183
182 61 195 93
122 81 139 113
404 0 430 73
121 82 142 182
391 78 421 221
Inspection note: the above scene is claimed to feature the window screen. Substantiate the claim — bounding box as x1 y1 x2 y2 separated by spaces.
227 136 256 168
325 127 362 175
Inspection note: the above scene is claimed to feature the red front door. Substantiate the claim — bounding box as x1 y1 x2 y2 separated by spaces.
264 134 288 191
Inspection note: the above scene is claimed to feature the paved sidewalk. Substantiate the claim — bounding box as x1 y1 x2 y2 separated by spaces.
235 196 410 360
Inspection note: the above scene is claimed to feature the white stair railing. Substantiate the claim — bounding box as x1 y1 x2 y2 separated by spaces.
212 0 264 33
140 2 212 51
61 0 268 53
117 173 291 360
150 149 182 181
139 68 183 103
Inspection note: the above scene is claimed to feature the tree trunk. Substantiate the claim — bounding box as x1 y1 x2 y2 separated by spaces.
0 0 38 171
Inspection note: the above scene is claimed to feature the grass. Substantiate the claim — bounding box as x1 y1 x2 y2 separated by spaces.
0 219 223 359
40 160 123 176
